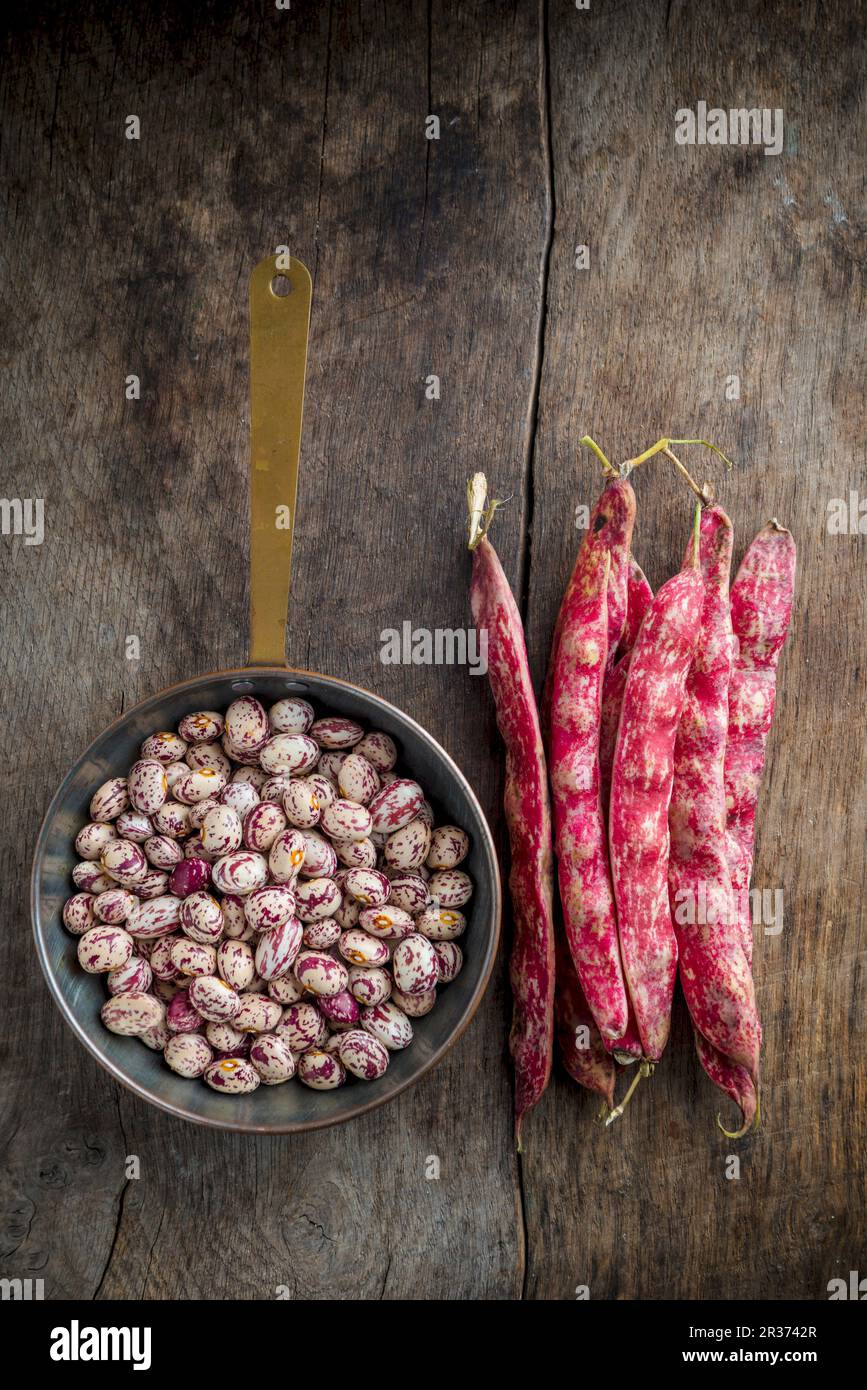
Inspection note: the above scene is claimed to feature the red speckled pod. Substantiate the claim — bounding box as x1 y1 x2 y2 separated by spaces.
725 521 796 965
469 491 554 1146
554 935 616 1110
609 509 705 1062
669 508 762 1124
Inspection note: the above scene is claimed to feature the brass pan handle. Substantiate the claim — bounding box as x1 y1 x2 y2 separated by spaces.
248 253 312 666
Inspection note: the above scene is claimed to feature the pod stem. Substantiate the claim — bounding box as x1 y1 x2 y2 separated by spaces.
579 434 619 478
663 447 715 506
605 1059 654 1125
467 472 508 550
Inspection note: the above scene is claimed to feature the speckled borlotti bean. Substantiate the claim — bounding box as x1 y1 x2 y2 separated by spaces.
391 934 439 995
390 985 436 1017
338 1029 389 1080
63 893 97 935
427 869 473 908
93 888 139 925
339 929 391 967
242 801 287 852
220 895 253 940
149 937 183 981
294 877 341 923
115 811 153 843
359 904 415 941
337 754 380 805
317 798 371 843
268 697 315 734
293 950 349 997
200 805 243 857
134 869 171 900
354 730 397 772
75 822 118 860
267 974 304 1005
414 905 466 941
268 828 307 884
317 989 361 1026
151 800 190 839
186 743 232 778
343 867 390 907
127 760 169 816
170 938 217 977
259 733 320 776
297 1048 346 1089
178 891 224 943
433 941 463 983
348 965 392 1007
281 778 321 828
224 696 269 752
216 939 256 991
178 710 225 743
234 993 282 1033
166 989 205 1034
125 895 182 939
101 991 165 1036
141 731 188 764
243 884 295 931
386 872 429 914
253 916 303 981
77 925 134 973
316 751 346 783
188 975 243 1023
277 1001 323 1050
302 918 342 950
249 1033 296 1084
204 1055 260 1093
310 716 364 749
426 826 470 870
90 778 129 823
204 1020 246 1052
297 830 338 878
383 818 431 871
174 767 227 805
361 1000 413 1050
211 851 269 897
144 835 184 870
219 781 260 818
165 1033 213 1077
333 837 377 869
368 779 424 834
100 839 148 888
107 955 154 996
72 861 115 893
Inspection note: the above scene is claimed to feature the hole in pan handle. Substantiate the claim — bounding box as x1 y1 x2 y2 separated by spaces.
248 253 312 667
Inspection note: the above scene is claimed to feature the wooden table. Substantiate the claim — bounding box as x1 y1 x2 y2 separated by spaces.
2 0 863 1300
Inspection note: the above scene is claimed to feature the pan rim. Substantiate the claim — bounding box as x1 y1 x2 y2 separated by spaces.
31 664 502 1134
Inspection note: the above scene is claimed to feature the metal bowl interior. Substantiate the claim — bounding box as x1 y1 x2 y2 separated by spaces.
32 667 501 1133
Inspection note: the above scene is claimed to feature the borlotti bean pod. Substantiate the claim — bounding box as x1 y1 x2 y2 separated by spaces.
31 254 501 1134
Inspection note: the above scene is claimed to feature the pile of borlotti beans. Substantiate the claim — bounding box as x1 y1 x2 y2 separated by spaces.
62 696 472 1095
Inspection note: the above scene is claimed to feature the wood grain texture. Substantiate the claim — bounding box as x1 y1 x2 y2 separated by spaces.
1 0 863 1301
521 0 865 1300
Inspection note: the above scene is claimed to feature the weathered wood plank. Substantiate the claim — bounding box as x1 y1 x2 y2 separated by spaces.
0 0 549 1300
520 0 865 1300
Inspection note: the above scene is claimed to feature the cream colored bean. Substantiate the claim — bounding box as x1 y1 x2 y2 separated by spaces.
93 888 139 925
348 965 393 1007
427 869 473 907
234 994 282 1033
337 754 380 805
391 934 439 995
354 730 397 772
107 955 154 995
217 939 256 991
253 917 303 981
179 710 225 743
390 985 437 1017
344 868 390 907
249 1034 296 1084
360 1000 413 1050
268 697 315 734
126 895 183 940
75 822 118 861
383 818 431 871
414 905 467 941
212 851 269 897
204 1056 260 1093
426 825 470 869
63 893 96 935
170 938 217 977
242 802 287 852
282 778 322 828
296 1049 346 1089
165 1034 213 1078
128 760 169 815
358 905 415 941
141 731 188 764
101 992 165 1036
268 828 307 884
294 950 349 998
77 925 133 973
90 778 129 823
188 975 242 1023
201 805 243 857
339 929 391 966
259 733 319 775
338 1029 389 1080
